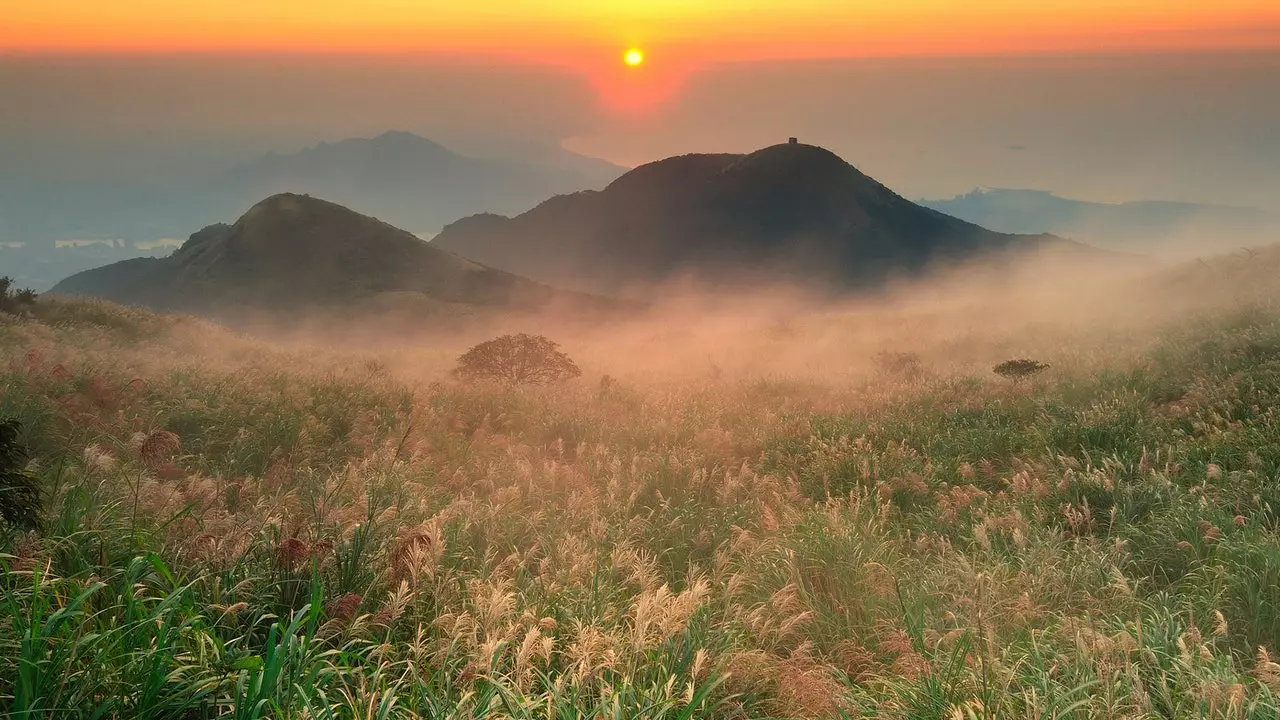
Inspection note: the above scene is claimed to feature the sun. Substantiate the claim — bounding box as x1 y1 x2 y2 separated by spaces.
624 48 645 67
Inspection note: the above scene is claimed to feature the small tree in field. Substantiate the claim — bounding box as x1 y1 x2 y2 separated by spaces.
455 334 582 386
993 358 1050 382
0 276 37 315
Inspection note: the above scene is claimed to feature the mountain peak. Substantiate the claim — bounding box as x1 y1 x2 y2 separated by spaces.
243 191 324 216
372 129 426 142
740 143 872 184
230 192 396 257
433 142 1073 293
241 191 363 219
734 141 848 166
363 130 453 153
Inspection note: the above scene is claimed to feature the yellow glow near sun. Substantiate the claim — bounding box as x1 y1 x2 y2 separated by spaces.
624 48 645 66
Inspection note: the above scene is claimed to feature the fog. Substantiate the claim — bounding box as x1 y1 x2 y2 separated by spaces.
215 242 1267 401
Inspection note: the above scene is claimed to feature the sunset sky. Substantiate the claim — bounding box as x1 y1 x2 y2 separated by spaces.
2 2 1279 217
6 1 1280 58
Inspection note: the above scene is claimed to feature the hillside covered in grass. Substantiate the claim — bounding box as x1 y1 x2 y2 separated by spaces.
3 251 1280 717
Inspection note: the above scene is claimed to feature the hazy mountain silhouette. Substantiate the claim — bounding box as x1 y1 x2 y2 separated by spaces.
52 194 600 317
4 132 626 245
431 143 1075 293
922 188 1277 251
212 132 626 235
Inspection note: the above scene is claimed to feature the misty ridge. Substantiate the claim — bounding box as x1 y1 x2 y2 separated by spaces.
924 187 1280 256
20 131 1280 405
0 131 627 290
40 140 1104 326
5 124 1279 293
6 130 625 244
34 138 1280 367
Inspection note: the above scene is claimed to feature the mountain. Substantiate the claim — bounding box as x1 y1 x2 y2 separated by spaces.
211 132 627 235
922 188 1277 251
430 143 1075 293
51 193 601 319
3 132 627 246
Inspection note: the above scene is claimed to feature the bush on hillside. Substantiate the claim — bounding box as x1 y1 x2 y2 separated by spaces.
0 276 37 314
0 420 40 531
993 358 1051 382
455 333 582 386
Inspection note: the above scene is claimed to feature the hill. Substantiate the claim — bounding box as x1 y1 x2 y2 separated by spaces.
430 142 1074 293
922 187 1277 252
51 193 601 319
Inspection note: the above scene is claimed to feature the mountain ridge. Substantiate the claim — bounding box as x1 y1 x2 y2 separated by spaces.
431 142 1078 293
51 193 606 320
4 131 628 245
214 132 627 234
922 187 1277 251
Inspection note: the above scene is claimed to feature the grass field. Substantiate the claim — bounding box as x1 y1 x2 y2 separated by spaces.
3 252 1280 718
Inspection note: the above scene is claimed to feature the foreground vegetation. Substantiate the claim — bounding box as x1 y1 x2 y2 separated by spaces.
3 281 1280 718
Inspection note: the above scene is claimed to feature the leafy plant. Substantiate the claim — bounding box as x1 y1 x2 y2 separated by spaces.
454 333 582 385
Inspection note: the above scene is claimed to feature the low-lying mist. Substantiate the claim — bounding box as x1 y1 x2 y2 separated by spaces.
217 240 1279 396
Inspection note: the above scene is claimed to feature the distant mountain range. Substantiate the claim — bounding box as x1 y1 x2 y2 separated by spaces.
52 144 1112 323
212 132 626 235
922 188 1277 251
52 193 602 320
3 132 626 244
431 143 1080 293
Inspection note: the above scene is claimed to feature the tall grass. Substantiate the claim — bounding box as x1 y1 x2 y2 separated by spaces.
2 295 1280 717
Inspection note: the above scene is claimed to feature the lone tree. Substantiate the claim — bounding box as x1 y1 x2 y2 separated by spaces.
455 333 582 386
0 277 37 314
993 358 1051 382
0 420 40 531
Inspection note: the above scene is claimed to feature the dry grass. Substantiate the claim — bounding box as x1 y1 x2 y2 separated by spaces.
2 251 1280 717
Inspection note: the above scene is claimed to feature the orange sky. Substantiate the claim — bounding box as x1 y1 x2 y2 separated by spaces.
5 1 1279 58
5 1 1278 112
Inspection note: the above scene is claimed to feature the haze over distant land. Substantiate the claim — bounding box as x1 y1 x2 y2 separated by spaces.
53 144 1095 315
2 52 1277 236
923 188 1280 254
0 129 623 244
4 7 1277 293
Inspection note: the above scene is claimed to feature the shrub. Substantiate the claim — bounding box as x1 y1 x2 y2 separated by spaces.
454 333 582 385
993 358 1051 381
0 276 37 314
0 419 40 530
